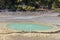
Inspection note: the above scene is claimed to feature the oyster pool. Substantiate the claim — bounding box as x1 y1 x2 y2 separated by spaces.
7 23 54 32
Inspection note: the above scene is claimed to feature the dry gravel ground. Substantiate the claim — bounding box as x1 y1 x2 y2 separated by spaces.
0 12 59 17
0 33 60 40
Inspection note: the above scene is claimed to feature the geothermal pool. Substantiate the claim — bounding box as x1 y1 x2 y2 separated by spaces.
7 23 54 32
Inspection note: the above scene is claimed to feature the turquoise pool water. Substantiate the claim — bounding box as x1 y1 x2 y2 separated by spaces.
7 23 53 31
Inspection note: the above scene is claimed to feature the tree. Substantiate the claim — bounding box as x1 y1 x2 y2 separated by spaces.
0 0 5 9
55 0 60 8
